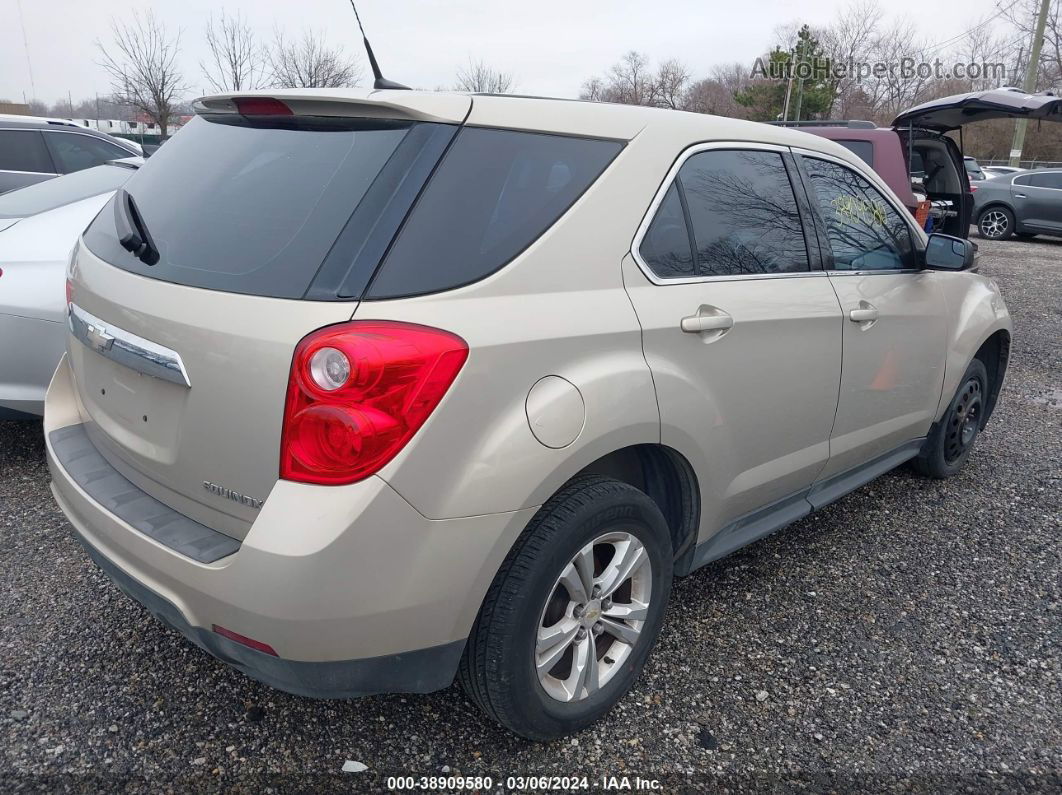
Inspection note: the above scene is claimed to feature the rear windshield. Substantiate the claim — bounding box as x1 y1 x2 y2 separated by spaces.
0 163 135 218
83 115 430 299
83 115 621 301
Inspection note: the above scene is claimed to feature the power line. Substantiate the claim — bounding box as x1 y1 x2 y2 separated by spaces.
922 0 1023 56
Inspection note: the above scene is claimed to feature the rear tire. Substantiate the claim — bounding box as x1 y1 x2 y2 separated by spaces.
912 359 989 479
458 475 673 740
977 207 1014 240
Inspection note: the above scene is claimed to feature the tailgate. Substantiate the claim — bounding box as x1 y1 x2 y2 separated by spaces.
66 244 357 541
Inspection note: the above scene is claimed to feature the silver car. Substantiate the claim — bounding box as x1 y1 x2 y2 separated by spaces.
0 159 139 418
974 168 1062 240
45 89 1011 739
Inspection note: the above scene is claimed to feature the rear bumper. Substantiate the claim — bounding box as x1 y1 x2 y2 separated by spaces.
62 510 463 698
45 354 536 697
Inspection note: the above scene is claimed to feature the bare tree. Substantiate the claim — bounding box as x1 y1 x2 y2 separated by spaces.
97 10 188 138
268 29 361 89
1003 0 1062 92
201 11 266 93
820 0 883 118
581 51 690 108
580 76 605 101
654 59 692 109
454 59 515 93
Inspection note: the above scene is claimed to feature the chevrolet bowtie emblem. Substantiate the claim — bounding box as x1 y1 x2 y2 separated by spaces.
85 323 114 353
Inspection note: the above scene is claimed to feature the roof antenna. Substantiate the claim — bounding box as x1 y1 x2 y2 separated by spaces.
348 1 410 90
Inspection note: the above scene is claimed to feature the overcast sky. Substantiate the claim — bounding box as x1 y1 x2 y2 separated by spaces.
2 0 1006 106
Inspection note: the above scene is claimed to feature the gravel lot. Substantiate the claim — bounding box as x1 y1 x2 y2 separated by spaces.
1 237 1059 792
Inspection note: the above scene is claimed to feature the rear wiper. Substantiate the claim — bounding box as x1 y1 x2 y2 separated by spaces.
114 187 159 265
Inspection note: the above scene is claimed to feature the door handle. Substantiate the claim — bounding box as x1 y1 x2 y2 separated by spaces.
1014 193 1027 199
848 303 879 324
681 311 734 333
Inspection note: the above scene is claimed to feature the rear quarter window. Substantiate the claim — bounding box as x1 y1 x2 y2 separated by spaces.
365 128 622 299
835 139 874 167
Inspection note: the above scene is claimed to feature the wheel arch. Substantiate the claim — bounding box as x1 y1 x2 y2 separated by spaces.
572 444 701 573
973 328 1011 427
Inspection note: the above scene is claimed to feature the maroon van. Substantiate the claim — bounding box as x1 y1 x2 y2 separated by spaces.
776 88 1062 239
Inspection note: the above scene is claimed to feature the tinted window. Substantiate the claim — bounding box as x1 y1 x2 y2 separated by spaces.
45 132 130 173
675 149 809 277
639 183 694 278
0 163 134 218
803 157 914 271
84 115 440 299
1026 171 1062 189
836 140 874 167
0 130 53 173
367 128 622 299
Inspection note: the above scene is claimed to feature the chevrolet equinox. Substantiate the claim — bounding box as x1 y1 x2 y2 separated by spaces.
45 89 1012 739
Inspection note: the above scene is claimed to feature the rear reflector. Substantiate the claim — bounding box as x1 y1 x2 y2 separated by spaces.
212 624 279 656
280 321 468 485
233 97 294 116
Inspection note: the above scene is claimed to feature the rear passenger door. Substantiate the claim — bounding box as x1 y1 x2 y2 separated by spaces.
794 152 947 481
623 144 843 544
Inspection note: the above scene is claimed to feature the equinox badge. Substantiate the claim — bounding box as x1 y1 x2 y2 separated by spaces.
203 481 263 510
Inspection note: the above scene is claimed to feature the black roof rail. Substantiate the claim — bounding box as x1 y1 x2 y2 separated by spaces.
769 119 877 129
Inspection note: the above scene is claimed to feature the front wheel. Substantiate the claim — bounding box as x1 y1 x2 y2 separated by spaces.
977 207 1014 240
912 359 989 478
459 475 673 740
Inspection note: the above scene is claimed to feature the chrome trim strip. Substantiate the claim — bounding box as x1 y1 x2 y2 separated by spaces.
68 303 191 388
629 141 821 286
0 168 58 176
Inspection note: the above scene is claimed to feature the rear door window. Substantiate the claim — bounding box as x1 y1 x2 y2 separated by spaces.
802 156 915 271
45 132 131 173
365 128 622 299
83 115 448 299
639 183 694 279
0 129 54 173
640 149 810 278
1025 171 1062 189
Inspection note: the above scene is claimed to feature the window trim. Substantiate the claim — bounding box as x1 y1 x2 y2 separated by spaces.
790 146 926 277
630 141 823 285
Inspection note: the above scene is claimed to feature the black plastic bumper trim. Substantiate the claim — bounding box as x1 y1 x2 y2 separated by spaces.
49 424 240 563
72 529 466 698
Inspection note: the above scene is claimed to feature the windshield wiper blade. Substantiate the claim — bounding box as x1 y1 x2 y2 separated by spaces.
114 187 159 265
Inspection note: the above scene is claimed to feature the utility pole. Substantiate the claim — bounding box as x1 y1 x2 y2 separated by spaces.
792 36 807 122
781 48 796 122
1009 0 1051 167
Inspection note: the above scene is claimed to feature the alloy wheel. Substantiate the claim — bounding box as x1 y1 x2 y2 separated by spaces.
979 210 1010 239
535 532 653 702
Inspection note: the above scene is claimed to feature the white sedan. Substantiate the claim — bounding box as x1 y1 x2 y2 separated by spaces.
0 158 140 418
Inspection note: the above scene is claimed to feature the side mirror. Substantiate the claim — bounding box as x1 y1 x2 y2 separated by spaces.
924 233 976 271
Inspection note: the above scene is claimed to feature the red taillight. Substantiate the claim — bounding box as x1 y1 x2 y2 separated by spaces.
970 184 978 193
233 97 293 116
280 321 468 485
212 625 278 656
